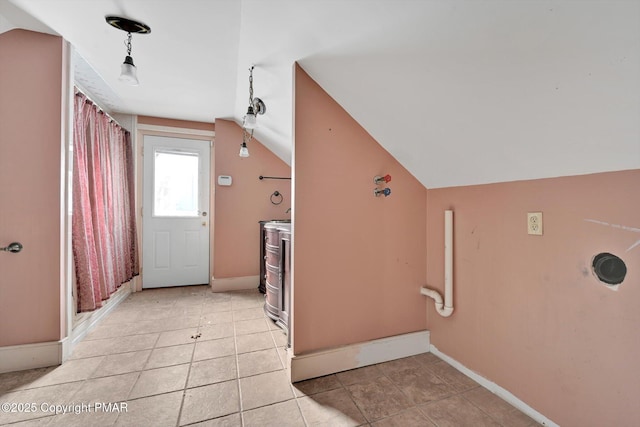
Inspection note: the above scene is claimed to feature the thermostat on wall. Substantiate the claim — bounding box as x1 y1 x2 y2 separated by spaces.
217 175 232 186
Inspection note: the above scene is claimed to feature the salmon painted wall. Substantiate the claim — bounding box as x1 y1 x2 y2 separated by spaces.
293 64 427 354
426 169 640 426
213 119 291 280
0 30 63 346
138 115 215 132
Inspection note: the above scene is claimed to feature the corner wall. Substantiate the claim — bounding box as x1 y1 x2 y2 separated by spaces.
293 64 427 355
212 119 291 282
0 29 63 347
426 169 640 426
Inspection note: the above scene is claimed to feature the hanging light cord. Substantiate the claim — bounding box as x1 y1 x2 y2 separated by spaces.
243 65 256 144
124 32 133 56
243 127 254 144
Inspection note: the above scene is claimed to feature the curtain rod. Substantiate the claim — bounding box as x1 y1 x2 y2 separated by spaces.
74 88 129 134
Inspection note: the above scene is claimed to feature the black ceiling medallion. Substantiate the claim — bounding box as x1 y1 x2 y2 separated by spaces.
105 16 151 34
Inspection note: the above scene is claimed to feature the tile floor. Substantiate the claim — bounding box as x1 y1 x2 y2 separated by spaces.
0 286 538 426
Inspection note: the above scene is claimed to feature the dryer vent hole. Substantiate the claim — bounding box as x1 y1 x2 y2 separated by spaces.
592 253 627 285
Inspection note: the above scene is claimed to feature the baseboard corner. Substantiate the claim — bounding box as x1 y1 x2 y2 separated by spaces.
211 275 260 292
290 330 430 383
429 344 559 427
0 341 62 374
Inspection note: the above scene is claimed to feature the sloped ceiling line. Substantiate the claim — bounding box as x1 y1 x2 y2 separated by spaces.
3 0 639 188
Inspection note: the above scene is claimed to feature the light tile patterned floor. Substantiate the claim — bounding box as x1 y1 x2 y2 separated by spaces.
0 286 538 426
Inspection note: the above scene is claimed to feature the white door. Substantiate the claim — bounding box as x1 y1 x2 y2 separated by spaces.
143 135 210 288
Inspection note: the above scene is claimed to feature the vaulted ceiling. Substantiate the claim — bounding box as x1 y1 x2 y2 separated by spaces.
2 0 638 188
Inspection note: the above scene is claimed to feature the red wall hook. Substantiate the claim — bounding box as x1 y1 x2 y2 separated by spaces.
373 174 391 185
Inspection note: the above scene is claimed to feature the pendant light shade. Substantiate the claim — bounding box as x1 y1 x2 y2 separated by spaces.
239 142 250 158
120 55 139 86
244 106 257 129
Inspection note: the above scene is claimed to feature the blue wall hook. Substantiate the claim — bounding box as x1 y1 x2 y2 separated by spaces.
373 187 391 197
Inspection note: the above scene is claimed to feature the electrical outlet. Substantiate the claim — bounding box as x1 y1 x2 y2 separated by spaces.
527 212 543 235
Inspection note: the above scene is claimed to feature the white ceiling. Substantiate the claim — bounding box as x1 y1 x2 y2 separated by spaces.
2 0 639 188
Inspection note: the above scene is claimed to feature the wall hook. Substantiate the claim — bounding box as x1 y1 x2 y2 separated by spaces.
373 188 391 197
1 242 23 253
374 174 392 185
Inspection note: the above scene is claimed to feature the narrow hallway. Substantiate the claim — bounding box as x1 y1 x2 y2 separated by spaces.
0 286 537 426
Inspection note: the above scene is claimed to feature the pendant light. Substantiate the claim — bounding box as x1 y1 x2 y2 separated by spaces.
239 141 250 158
239 128 252 158
120 33 138 85
105 16 151 86
239 65 266 157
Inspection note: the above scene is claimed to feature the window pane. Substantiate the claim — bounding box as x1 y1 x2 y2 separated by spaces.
153 150 199 217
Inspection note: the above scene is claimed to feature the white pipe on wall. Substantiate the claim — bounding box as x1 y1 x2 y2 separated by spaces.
421 210 454 317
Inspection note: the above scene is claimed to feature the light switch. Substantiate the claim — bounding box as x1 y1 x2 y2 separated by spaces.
527 212 543 236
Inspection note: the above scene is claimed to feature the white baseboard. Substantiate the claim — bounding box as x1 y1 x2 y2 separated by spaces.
290 330 430 382
211 275 259 292
64 283 132 354
0 341 62 374
429 344 558 427
0 284 132 374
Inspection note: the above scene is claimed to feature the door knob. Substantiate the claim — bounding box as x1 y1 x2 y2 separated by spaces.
1 242 23 253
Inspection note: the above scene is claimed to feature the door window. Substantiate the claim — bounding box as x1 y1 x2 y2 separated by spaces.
153 149 199 217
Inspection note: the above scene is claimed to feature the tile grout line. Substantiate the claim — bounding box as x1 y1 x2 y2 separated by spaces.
385 363 468 426
68 328 154 426
457 390 512 427
232 300 246 427
379 368 424 422
107 330 158 427
235 297 305 424
369 370 406 424
266 314 310 427
333 369 372 425
173 295 204 427
383 361 509 427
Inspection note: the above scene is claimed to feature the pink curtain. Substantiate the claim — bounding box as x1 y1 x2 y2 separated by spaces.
72 92 139 312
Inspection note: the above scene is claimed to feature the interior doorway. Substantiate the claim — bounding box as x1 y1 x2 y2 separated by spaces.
142 135 211 288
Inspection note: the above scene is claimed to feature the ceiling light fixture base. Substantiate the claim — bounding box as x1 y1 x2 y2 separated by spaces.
252 98 266 115
105 16 151 34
